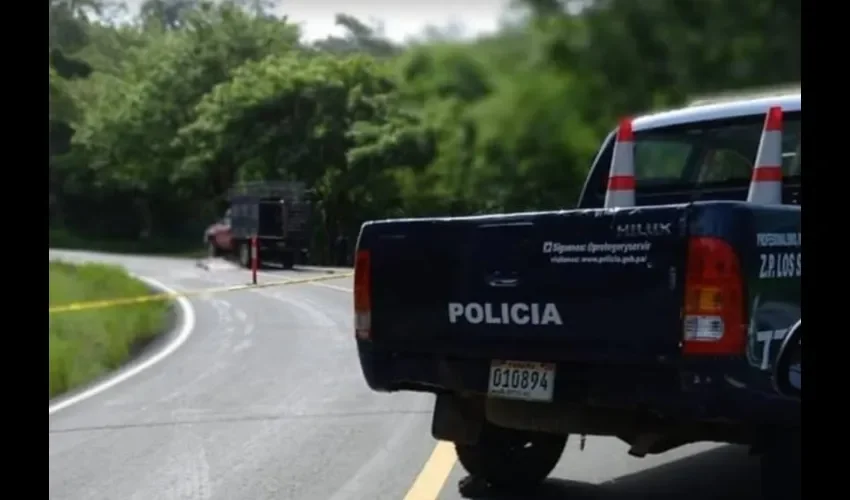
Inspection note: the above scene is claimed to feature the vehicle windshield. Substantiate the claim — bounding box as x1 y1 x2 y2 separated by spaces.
632 110 801 189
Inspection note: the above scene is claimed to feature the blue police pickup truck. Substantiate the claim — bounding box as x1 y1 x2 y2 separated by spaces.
353 93 801 499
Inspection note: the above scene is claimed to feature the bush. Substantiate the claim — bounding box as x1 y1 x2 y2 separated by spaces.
49 261 172 398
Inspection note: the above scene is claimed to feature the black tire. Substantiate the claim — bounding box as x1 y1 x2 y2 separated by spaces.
455 423 566 490
281 251 295 270
760 430 801 500
238 242 251 268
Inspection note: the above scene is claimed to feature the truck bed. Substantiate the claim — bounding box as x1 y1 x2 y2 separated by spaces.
359 203 700 362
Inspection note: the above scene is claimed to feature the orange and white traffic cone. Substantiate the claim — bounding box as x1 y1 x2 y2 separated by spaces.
747 106 784 205
604 117 636 208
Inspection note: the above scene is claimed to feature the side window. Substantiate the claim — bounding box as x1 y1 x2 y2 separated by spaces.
785 145 800 177
697 114 801 183
783 118 801 177
634 140 692 181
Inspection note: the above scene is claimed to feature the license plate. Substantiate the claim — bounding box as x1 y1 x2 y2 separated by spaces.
487 360 555 402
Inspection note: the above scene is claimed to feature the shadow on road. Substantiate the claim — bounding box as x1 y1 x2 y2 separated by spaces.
257 263 349 274
258 265 313 273
196 255 351 274
460 445 762 500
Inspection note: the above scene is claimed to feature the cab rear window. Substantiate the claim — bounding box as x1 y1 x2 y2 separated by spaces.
589 110 801 196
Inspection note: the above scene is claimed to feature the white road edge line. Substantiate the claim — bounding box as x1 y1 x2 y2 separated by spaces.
310 282 352 293
48 274 197 416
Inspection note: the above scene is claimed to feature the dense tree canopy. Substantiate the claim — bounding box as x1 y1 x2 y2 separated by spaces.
48 0 801 260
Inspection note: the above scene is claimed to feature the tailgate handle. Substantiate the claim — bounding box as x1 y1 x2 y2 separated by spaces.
487 272 519 288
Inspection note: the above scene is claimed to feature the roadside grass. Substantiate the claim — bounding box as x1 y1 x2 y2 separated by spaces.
49 227 206 258
49 261 172 399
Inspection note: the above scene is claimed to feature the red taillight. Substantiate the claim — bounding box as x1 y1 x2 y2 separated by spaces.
354 249 372 340
682 237 746 356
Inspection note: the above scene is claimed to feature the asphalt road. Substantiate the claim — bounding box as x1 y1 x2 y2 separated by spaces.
49 250 764 500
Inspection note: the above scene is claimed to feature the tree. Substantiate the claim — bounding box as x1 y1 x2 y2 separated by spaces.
48 0 801 260
312 14 401 57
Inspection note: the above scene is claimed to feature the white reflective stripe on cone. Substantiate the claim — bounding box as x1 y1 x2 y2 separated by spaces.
605 188 635 208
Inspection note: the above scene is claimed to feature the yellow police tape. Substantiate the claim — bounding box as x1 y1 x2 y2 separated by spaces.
48 272 354 314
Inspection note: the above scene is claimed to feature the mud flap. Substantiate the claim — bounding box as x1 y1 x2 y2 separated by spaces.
432 394 483 445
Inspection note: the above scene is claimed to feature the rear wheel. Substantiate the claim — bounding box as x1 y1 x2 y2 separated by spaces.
455 422 566 490
281 251 295 270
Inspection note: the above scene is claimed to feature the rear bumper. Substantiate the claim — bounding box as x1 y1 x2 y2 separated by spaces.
357 341 798 425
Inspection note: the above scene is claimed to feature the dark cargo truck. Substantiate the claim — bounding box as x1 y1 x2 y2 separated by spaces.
353 94 801 498
204 181 311 270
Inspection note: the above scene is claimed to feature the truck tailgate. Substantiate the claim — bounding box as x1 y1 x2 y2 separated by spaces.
364 206 689 363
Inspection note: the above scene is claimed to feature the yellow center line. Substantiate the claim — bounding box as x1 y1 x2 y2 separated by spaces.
403 441 458 500
307 279 457 499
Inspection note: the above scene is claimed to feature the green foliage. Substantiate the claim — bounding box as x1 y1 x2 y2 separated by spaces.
49 261 171 398
48 0 801 260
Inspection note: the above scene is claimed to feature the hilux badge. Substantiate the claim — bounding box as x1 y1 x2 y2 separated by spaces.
616 222 672 238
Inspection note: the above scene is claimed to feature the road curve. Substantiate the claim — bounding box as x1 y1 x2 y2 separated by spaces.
49 250 763 500
49 250 435 500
